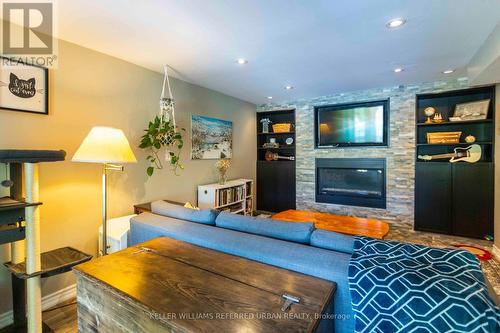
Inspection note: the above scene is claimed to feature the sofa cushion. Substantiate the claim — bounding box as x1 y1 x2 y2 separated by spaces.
130 212 354 333
215 212 314 244
151 200 217 225
310 229 355 254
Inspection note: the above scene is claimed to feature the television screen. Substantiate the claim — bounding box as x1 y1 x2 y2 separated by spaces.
316 100 388 147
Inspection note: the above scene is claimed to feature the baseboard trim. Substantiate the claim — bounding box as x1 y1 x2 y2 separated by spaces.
493 244 500 261
0 284 76 329
0 311 12 331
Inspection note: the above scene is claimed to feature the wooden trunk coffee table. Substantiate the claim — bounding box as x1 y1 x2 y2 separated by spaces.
272 209 390 239
74 237 336 333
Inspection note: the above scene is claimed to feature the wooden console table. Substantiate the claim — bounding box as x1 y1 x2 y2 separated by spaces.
272 209 390 239
133 199 184 214
74 237 336 333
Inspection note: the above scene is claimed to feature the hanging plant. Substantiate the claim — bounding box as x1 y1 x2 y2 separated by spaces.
139 116 185 176
139 65 185 177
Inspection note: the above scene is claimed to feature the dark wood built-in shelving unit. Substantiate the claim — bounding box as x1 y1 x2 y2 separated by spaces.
414 86 495 239
256 109 296 212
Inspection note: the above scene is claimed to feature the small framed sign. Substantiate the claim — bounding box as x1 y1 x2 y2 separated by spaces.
0 57 48 115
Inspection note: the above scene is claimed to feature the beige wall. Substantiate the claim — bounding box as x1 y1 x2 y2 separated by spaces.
0 39 256 314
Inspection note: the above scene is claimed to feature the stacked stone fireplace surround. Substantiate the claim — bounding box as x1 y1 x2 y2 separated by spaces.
257 78 470 228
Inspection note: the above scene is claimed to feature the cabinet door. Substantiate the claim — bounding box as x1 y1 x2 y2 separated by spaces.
257 161 296 212
415 163 452 234
452 163 493 238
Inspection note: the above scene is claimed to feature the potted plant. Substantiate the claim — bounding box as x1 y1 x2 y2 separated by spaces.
139 115 185 176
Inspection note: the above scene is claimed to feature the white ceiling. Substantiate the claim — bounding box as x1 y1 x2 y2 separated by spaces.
57 0 500 104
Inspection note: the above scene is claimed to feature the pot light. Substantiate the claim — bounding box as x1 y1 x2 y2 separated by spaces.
236 58 248 65
284 85 294 90
394 67 404 73
386 18 406 29
442 69 455 74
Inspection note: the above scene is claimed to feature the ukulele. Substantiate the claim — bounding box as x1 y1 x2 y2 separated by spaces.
418 144 482 163
265 150 295 161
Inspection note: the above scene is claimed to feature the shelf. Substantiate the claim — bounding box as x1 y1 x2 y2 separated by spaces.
416 160 493 164
416 119 492 126
258 146 295 150
215 199 244 209
4 247 92 279
0 197 42 212
257 109 295 115
416 142 492 146
257 132 295 135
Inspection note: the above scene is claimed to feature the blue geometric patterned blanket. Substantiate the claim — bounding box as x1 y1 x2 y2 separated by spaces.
348 237 500 333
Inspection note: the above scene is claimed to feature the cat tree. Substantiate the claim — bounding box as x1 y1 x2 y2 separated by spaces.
0 150 91 333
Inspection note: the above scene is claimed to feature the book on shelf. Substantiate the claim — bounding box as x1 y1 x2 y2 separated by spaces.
246 198 253 213
220 201 243 213
245 181 252 197
217 185 244 207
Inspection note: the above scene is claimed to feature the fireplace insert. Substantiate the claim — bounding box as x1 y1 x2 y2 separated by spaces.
316 158 386 208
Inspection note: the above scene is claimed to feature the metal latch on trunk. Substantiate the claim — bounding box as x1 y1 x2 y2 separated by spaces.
281 294 300 312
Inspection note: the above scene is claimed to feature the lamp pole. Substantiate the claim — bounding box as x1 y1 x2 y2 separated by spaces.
101 163 123 255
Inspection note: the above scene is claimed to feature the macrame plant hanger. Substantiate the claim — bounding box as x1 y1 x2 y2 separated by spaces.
159 65 176 128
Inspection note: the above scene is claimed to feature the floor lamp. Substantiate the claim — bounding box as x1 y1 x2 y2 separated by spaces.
72 127 137 255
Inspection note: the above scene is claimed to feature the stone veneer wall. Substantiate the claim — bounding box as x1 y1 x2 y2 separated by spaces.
257 78 470 227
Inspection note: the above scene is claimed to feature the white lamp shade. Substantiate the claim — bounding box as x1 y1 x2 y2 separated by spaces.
72 126 137 164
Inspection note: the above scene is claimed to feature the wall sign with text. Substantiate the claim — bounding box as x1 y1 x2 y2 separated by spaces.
0 57 48 115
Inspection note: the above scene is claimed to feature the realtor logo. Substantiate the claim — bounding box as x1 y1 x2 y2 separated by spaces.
1 1 57 67
2 2 53 54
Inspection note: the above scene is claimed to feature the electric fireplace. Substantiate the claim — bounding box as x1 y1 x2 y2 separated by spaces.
316 158 386 208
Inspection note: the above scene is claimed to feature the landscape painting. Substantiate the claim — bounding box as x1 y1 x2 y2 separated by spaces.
191 115 233 159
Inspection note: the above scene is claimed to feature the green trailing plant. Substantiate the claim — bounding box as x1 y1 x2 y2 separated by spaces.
139 116 185 176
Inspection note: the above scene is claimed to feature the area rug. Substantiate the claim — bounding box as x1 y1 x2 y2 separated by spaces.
454 244 492 261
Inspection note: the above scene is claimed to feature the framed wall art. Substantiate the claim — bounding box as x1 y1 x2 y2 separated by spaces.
191 115 233 160
452 99 490 121
0 57 48 115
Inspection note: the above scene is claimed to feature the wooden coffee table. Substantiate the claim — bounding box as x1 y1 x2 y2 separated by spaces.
273 209 390 239
74 237 336 332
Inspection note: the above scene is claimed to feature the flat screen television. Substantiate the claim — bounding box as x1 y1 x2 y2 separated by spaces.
315 99 389 147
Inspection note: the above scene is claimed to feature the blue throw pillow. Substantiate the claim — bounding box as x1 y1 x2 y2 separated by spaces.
310 229 354 254
151 200 217 225
215 212 314 244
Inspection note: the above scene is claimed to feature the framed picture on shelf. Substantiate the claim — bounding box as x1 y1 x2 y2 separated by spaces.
0 57 48 115
452 99 490 121
191 115 233 160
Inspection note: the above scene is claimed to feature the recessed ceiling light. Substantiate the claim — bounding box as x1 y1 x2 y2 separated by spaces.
267 96 273 100
442 69 455 74
394 67 404 73
236 58 248 65
284 85 294 90
386 18 406 29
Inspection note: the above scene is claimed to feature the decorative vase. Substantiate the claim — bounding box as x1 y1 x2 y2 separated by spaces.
218 171 227 185
215 159 231 185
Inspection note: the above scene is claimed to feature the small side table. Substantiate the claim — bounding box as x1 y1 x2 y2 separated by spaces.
99 215 136 254
134 199 184 214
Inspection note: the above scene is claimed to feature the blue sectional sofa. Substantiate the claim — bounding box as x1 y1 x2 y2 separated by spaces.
130 201 356 333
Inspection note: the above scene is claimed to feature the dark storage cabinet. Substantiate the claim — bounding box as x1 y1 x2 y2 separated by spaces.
415 163 452 234
414 86 495 239
452 163 493 238
257 161 296 212
415 163 493 238
256 109 296 212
